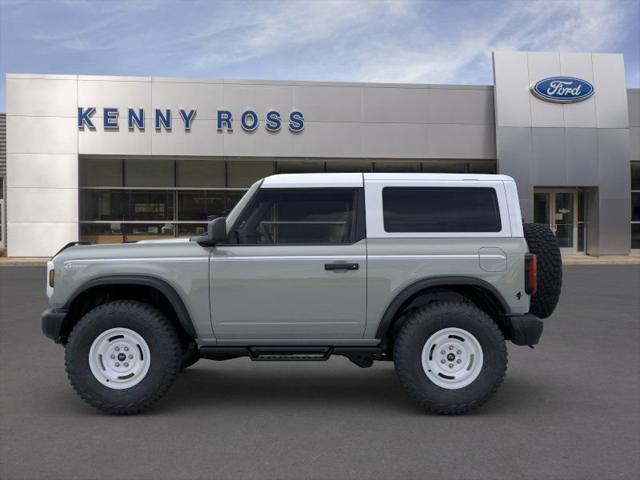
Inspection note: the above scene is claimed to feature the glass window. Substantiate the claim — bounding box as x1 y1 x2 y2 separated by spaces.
80 158 123 187
225 181 262 229
176 160 225 188
383 187 501 233
325 161 372 172
127 190 174 221
374 161 420 172
178 191 227 221
631 162 640 191
80 223 124 244
277 161 325 173
227 161 274 188
421 161 467 173
226 190 246 212
468 161 497 174
632 192 640 222
177 224 207 237
125 159 174 187
124 223 175 242
80 190 126 221
534 192 550 225
232 189 358 245
633 224 640 249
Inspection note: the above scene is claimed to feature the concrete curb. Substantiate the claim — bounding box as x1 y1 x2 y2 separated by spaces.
561 256 640 265
0 258 49 266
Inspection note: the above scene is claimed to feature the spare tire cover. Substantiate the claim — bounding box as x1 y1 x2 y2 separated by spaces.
523 223 562 319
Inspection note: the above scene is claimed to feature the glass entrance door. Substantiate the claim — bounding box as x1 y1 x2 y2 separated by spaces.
534 189 578 252
553 192 575 250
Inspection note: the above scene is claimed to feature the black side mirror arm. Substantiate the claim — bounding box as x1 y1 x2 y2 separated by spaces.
191 217 228 247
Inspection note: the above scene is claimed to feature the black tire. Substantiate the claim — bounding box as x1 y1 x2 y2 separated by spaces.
181 342 200 370
65 300 182 415
523 222 562 319
394 302 507 415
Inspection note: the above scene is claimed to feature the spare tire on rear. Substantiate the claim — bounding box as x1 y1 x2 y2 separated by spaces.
523 223 562 319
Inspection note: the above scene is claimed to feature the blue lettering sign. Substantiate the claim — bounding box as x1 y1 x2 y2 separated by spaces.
288 111 304 133
155 109 172 130
241 110 259 132
179 109 197 130
103 108 119 129
265 110 281 132
128 108 145 130
531 77 594 103
78 106 304 134
78 107 96 129
217 110 233 131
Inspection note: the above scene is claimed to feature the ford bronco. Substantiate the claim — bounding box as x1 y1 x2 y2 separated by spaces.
42 173 562 414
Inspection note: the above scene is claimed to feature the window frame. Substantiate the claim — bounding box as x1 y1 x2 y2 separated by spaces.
364 179 512 238
224 187 366 246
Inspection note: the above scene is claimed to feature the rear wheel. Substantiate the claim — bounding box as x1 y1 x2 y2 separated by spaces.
65 300 182 415
394 302 507 414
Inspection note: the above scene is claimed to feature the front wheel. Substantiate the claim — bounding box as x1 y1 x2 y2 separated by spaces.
393 302 507 414
65 300 182 414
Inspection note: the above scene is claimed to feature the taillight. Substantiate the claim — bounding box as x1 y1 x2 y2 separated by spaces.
525 254 537 295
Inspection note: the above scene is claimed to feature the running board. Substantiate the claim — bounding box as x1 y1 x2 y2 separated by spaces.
249 346 332 362
199 346 386 368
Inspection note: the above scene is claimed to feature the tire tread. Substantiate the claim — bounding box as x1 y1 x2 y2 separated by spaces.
523 223 563 319
65 300 181 415
394 301 507 415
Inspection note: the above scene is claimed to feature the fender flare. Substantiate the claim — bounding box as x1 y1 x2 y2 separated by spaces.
64 275 198 339
375 276 512 340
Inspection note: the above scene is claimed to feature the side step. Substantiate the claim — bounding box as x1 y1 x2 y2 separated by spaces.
249 346 332 362
199 346 386 368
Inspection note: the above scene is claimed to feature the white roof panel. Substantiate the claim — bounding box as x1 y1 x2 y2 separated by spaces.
363 173 514 182
261 172 513 188
261 173 363 188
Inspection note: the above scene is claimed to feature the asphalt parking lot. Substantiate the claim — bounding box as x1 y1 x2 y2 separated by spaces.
1 265 639 480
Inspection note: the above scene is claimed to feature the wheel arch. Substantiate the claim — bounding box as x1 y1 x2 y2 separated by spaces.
61 275 197 343
376 276 512 348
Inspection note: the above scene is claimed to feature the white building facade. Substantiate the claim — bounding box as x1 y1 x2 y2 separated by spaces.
3 51 640 256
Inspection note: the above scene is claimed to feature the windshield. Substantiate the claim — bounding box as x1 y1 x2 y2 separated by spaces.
225 179 263 231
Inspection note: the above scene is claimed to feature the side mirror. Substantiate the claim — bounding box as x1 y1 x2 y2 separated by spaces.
208 217 227 244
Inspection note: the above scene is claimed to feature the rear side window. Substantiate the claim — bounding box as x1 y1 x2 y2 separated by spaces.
382 187 501 233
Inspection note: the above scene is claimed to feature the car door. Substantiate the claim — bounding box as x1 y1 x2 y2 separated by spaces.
210 186 367 340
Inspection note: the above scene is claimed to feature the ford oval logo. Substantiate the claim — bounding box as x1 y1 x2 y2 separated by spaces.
531 77 594 103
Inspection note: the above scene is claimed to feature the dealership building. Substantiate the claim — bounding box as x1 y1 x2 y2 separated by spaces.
1 51 639 257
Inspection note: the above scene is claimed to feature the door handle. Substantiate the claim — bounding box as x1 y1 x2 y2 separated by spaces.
324 263 359 271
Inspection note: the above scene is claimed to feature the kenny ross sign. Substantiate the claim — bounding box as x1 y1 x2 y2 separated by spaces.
77 107 304 133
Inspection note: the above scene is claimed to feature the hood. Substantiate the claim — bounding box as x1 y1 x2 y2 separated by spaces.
52 237 201 264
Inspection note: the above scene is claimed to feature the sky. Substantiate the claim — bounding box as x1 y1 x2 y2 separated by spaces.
0 0 639 111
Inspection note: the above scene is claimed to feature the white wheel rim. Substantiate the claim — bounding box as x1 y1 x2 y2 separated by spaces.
88 328 151 390
421 327 484 389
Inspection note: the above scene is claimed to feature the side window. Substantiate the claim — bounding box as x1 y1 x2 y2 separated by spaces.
231 188 361 245
382 187 501 233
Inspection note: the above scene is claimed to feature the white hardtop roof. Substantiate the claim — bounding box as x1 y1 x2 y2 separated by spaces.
261 172 514 188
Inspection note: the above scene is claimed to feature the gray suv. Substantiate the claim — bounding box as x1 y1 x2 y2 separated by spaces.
42 173 562 415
